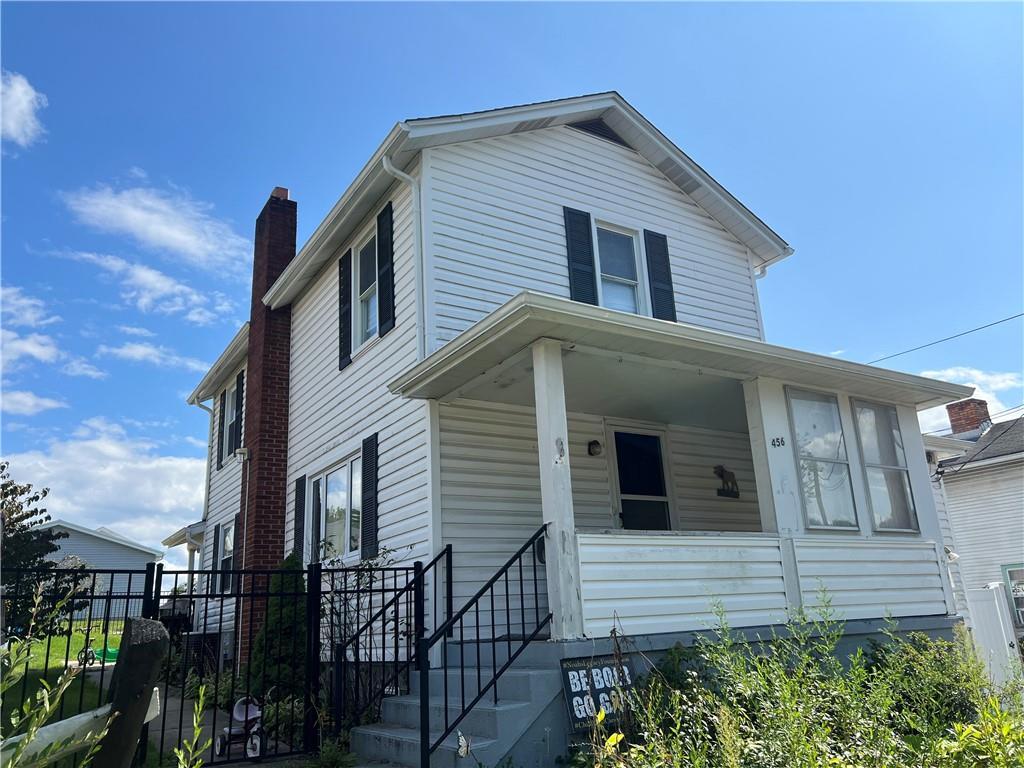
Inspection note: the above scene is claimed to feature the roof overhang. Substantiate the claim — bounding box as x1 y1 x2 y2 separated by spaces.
388 292 974 412
187 323 249 405
161 521 206 548
264 92 792 310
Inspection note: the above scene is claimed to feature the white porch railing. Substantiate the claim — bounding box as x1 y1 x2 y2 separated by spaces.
576 532 951 638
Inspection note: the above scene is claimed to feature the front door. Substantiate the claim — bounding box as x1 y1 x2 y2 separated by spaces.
613 431 671 530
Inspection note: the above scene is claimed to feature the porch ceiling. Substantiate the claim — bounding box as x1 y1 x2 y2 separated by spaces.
389 292 974 410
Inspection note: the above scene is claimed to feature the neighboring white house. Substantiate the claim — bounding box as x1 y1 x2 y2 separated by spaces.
929 401 1024 665
172 93 977 766
42 519 163 622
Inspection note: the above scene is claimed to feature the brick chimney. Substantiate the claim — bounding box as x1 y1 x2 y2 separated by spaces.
946 398 991 436
236 188 296 657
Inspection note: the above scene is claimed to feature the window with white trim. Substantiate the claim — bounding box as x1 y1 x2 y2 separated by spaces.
595 224 645 315
355 235 378 346
310 454 363 560
220 523 234 593
853 400 918 531
787 388 858 529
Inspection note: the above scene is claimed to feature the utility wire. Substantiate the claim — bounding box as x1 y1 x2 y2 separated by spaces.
937 415 1023 479
867 313 1024 365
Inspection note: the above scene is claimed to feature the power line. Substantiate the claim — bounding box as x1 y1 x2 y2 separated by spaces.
867 313 1024 365
938 415 1023 479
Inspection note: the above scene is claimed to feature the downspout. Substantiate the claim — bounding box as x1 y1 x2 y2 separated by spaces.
382 155 427 361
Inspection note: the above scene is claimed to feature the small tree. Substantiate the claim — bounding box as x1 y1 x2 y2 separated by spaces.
1 461 69 632
248 551 306 700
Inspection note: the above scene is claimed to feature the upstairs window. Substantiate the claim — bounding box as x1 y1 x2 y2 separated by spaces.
595 225 643 315
853 401 918 532
787 389 858 529
223 382 238 454
356 235 378 346
219 523 234 593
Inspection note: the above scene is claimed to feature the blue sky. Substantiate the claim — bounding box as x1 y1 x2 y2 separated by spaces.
2 2 1021 559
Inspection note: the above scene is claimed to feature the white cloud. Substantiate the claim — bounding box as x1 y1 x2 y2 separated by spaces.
5 418 205 556
118 324 156 337
2 390 68 415
1 286 61 327
67 251 233 325
1 71 47 148
97 341 209 373
829 349 846 357
918 367 1024 434
62 183 250 275
62 357 108 379
1 328 61 373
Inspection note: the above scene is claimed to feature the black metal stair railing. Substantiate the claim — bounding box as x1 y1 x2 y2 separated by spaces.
332 545 453 733
417 524 552 766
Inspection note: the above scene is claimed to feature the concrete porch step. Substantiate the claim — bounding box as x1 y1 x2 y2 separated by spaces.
350 723 500 768
409 667 561 703
381 694 533 739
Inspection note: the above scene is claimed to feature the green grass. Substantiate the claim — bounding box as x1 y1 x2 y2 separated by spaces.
26 620 123 671
1 668 104 735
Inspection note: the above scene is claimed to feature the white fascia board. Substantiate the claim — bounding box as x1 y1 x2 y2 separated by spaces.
161 521 205 548
942 451 1024 474
186 323 249 405
263 124 407 309
388 292 974 409
44 520 165 558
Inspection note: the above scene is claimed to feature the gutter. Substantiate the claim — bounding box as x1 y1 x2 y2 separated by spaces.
381 155 427 361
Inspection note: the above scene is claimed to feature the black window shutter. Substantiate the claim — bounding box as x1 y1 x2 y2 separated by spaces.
216 391 226 470
210 524 221 591
377 202 395 337
310 480 322 563
360 433 379 560
643 230 677 322
563 207 598 305
338 250 353 370
293 476 306 558
233 371 245 451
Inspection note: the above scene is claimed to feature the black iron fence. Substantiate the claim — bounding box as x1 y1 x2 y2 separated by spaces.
1 553 453 766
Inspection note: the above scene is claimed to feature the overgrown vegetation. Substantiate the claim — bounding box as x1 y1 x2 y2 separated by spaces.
572 602 1024 768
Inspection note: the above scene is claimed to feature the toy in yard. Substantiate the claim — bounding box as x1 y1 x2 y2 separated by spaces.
77 646 118 667
215 695 264 760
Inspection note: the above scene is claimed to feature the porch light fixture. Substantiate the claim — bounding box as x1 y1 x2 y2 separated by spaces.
587 440 603 456
234 447 249 465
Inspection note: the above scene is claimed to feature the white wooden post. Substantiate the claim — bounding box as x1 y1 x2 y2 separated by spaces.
532 338 585 640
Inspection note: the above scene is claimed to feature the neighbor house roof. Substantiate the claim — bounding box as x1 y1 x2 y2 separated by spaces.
264 92 793 310
388 291 974 411
187 322 248 405
938 417 1024 471
161 521 205 548
43 520 164 559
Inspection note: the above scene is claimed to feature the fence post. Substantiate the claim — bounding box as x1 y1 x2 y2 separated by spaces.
142 562 157 619
304 562 322 753
413 561 424 671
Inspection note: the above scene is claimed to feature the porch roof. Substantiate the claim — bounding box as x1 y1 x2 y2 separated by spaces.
388 292 973 410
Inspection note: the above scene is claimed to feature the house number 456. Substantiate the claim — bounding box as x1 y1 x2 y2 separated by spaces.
770 437 786 448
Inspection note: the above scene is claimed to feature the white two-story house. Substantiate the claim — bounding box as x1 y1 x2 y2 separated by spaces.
175 93 973 766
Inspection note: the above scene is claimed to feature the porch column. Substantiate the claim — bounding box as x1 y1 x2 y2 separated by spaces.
532 338 585 640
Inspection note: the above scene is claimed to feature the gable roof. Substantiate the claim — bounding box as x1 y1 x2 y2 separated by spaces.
938 416 1024 471
187 322 248 404
43 519 164 559
264 92 793 310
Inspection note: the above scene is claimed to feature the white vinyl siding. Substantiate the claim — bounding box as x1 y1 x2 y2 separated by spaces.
199 366 245 634
423 125 763 349
284 175 431 570
930 474 968 619
437 399 764 628
794 538 949 621
942 460 1024 607
577 534 788 637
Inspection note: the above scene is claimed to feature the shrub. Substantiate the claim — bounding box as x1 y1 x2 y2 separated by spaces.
248 551 306 700
927 696 1024 767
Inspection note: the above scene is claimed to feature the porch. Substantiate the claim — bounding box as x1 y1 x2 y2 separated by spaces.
391 292 970 641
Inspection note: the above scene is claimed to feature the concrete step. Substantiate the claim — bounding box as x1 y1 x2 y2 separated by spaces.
350 723 501 768
434 638 555 668
381 694 533 739
409 667 561 703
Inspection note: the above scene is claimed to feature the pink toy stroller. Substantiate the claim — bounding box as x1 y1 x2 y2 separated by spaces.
214 695 264 759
